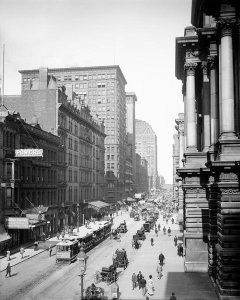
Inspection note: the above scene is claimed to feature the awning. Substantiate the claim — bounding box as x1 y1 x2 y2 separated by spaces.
126 197 136 202
87 201 111 212
23 206 49 214
29 219 47 228
0 224 11 243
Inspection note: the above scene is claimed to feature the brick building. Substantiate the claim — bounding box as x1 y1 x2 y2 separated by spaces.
0 108 63 249
5 68 106 227
18 66 127 204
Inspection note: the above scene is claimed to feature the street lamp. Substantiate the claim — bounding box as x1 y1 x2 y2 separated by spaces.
77 203 80 232
77 246 88 300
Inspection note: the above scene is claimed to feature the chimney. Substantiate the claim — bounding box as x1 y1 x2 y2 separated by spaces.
39 67 48 90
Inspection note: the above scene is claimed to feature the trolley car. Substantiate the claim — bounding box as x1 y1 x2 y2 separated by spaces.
56 239 79 264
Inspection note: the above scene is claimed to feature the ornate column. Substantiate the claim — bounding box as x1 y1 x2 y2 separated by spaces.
201 62 211 151
185 63 198 151
218 17 236 139
208 54 219 147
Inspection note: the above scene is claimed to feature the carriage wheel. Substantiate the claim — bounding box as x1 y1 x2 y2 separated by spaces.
94 271 101 284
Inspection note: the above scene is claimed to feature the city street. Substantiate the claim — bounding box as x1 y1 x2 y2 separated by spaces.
1 210 218 300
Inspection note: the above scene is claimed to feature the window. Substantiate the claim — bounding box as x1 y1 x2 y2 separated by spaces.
75 75 79 81
75 83 80 89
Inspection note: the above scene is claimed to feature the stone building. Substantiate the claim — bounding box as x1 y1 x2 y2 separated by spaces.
5 68 106 227
135 119 158 193
135 153 149 194
0 109 63 249
19 65 127 203
175 0 240 298
125 92 137 195
173 113 184 226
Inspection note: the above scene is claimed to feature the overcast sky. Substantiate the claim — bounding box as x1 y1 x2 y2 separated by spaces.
0 0 192 184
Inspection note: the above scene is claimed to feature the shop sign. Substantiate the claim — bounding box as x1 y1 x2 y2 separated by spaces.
15 149 43 158
5 217 29 229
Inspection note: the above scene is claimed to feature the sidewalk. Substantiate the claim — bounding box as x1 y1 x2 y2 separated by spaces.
0 244 46 272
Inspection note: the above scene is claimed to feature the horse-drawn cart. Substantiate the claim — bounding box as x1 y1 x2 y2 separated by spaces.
132 235 141 249
113 249 128 269
136 229 146 240
84 283 104 299
118 223 127 233
94 264 117 285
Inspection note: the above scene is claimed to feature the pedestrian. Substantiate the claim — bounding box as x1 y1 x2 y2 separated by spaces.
20 246 25 259
163 226 166 235
157 224 160 231
5 263 11 277
166 219 168 224
171 218 174 224
159 252 165 266
155 228 158 237
137 271 143 289
140 276 147 296
132 272 137 290
49 244 52 257
150 237 154 246
34 241 39 251
168 227 171 236
174 235 178 246
169 292 177 300
156 262 163 279
146 275 155 296
179 244 183 256
6 250 10 261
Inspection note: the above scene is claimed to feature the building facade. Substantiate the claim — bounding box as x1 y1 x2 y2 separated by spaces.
19 66 127 203
135 119 158 192
0 109 63 249
126 92 137 194
135 153 149 194
5 68 106 226
175 1 240 298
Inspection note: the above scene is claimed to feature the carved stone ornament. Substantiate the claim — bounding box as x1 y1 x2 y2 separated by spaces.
207 55 218 71
220 188 240 194
218 17 237 37
201 61 208 76
186 187 205 194
184 62 198 76
219 172 238 181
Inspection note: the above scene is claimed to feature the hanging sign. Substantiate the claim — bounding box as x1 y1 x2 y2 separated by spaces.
15 149 43 158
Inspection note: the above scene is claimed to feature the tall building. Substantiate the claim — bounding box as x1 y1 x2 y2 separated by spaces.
5 68 106 227
19 66 127 203
175 1 240 298
126 92 137 194
135 119 158 192
135 153 149 194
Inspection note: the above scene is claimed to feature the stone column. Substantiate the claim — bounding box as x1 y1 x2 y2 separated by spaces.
185 63 198 151
218 18 236 139
208 55 219 147
201 62 211 151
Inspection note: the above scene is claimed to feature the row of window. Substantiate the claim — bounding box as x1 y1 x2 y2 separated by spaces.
57 73 116 82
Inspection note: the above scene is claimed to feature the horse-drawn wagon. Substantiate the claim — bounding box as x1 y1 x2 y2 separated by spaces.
113 249 128 269
118 222 127 233
94 264 117 285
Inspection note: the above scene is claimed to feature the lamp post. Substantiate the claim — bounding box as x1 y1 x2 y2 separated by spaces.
77 246 88 300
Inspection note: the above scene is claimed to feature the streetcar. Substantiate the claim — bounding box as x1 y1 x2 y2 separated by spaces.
56 239 79 264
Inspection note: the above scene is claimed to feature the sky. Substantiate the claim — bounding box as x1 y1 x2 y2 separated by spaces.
0 0 192 184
